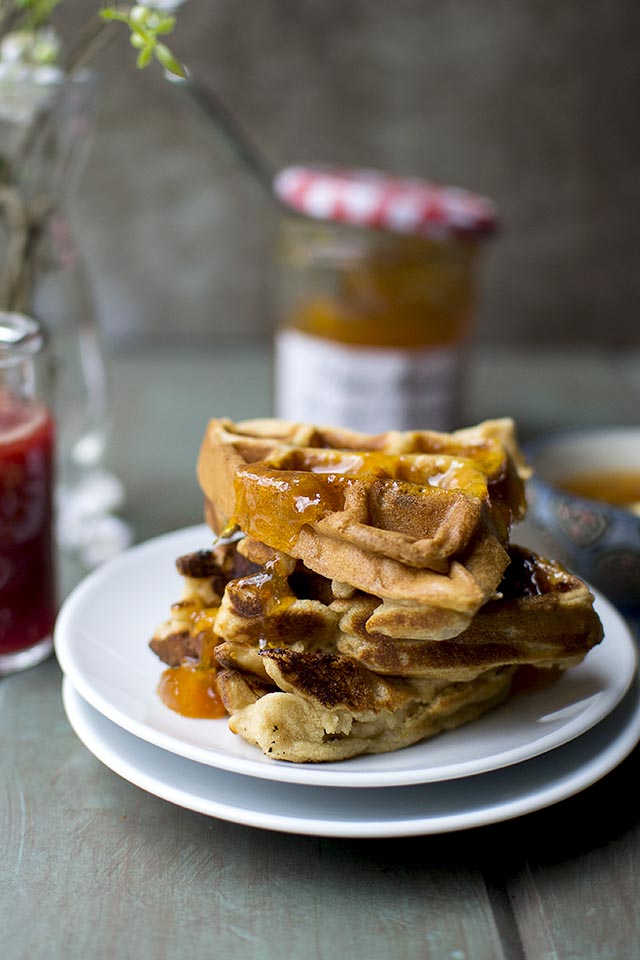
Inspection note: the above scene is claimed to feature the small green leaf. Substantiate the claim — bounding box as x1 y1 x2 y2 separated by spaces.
154 17 176 36
154 42 186 78
137 44 154 68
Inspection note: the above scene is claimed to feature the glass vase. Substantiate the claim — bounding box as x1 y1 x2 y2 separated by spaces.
0 69 130 566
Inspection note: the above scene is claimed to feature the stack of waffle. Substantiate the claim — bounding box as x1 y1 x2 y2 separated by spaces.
150 417 604 762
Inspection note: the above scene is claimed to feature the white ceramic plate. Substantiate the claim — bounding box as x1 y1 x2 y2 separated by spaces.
62 674 640 838
54 524 638 789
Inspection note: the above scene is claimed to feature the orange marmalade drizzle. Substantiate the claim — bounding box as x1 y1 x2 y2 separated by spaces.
232 448 501 552
234 467 350 551
157 600 226 719
249 558 297 649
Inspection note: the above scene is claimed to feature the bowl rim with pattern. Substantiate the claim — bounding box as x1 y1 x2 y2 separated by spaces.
524 426 640 613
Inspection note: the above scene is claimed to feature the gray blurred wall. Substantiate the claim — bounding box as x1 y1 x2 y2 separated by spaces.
58 0 640 349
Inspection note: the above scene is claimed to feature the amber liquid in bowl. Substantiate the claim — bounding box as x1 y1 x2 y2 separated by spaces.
556 470 640 513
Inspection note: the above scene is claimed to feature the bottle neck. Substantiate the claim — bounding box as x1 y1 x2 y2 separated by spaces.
0 311 43 404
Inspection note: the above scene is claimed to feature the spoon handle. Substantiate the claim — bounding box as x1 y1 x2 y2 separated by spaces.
168 69 277 202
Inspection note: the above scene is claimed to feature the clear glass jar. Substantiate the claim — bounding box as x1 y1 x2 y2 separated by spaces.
1 70 128 567
273 168 495 433
0 311 56 674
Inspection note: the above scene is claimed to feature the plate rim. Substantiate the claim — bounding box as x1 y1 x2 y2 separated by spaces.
61 674 640 839
54 523 639 789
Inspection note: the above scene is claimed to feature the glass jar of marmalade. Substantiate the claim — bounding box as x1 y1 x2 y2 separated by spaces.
273 167 497 432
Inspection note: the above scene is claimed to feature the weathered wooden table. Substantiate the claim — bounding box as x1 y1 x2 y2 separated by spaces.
2 343 639 960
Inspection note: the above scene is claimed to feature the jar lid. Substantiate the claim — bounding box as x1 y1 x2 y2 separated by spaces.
274 166 497 239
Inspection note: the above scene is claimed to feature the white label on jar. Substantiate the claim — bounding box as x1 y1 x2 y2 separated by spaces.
275 329 462 432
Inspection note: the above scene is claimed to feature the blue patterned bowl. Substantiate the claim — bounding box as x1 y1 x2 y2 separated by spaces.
525 428 640 614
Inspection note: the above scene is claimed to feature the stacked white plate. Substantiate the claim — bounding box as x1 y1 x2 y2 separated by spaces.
55 524 640 839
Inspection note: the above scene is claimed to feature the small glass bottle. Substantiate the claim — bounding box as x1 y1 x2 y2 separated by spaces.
273 167 497 432
0 312 56 674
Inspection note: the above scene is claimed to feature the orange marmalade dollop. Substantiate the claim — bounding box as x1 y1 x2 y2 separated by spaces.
158 662 226 719
157 602 226 719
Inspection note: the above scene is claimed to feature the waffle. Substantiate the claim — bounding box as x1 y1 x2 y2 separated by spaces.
218 658 516 762
149 543 259 667
212 544 603 681
149 541 603 762
210 556 516 761
334 546 604 680
197 417 529 633
147 415 603 764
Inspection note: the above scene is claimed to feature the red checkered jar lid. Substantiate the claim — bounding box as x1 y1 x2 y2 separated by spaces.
273 166 497 240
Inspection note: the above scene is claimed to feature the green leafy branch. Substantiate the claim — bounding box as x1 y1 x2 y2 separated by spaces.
0 2 186 78
0 2 190 312
100 4 185 77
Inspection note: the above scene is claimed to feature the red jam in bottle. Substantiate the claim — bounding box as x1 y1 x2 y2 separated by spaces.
0 314 57 673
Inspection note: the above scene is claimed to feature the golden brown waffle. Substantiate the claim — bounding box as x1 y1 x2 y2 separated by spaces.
197 417 529 631
214 581 516 762
233 529 511 641
217 658 516 762
334 546 604 680
198 416 528 538
211 547 602 761
213 545 602 681
149 541 602 762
